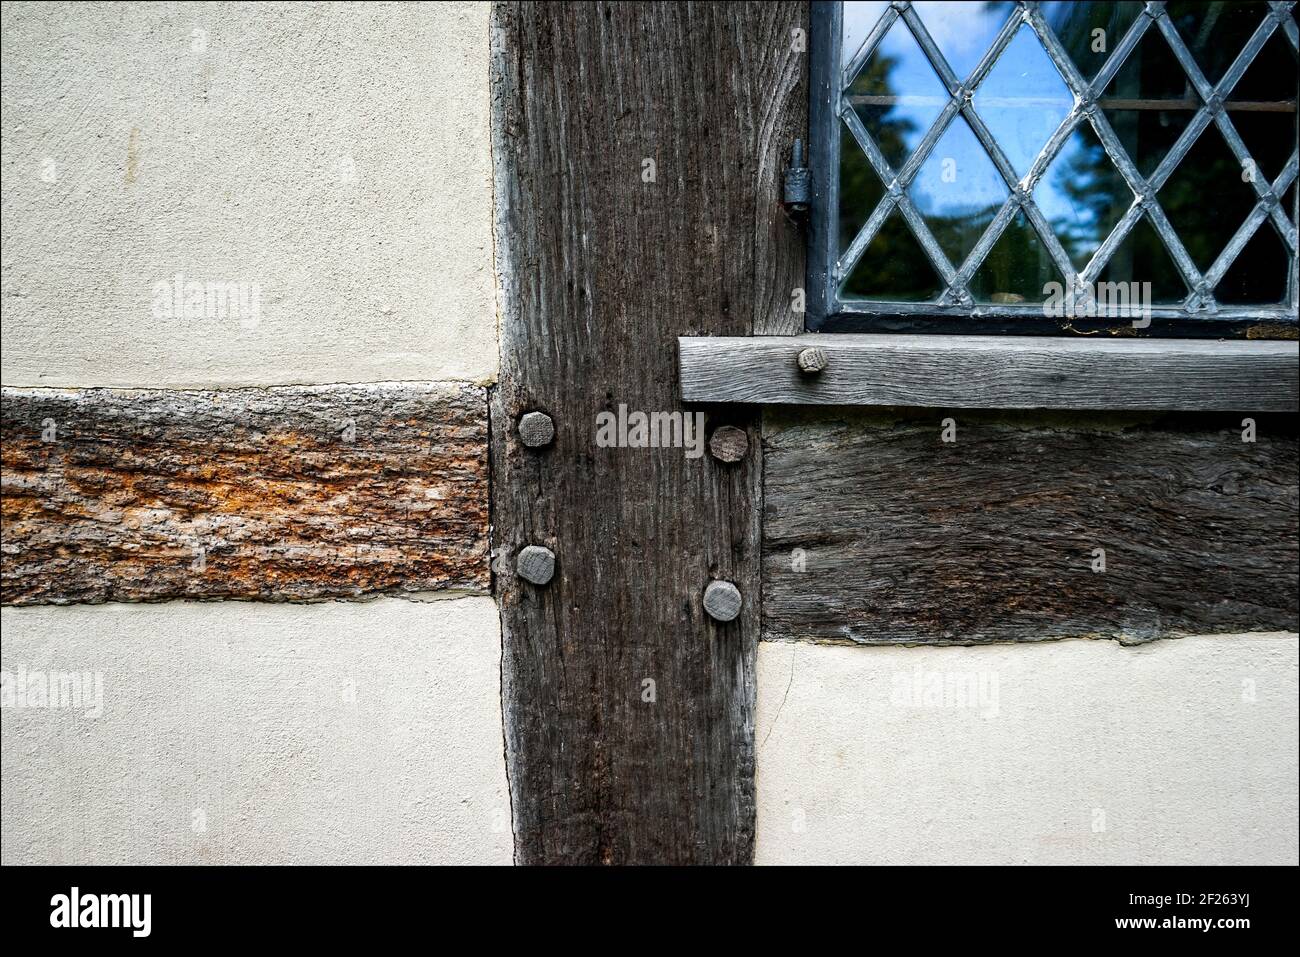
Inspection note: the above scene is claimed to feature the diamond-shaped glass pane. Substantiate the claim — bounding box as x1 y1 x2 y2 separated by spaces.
1101 21 1195 177
1228 22 1296 102
972 24 1074 179
839 123 886 255
910 0 1012 81
1095 216 1188 303
1103 107 1195 180
1036 120 1132 271
1157 125 1258 271
842 2 893 61
908 115 1007 270
1225 31 1299 184
970 210 1063 304
1103 18 1194 99
846 18 950 173
1231 111 1297 188
1215 222 1290 304
1040 1 1145 82
840 211 943 302
1165 0 1271 85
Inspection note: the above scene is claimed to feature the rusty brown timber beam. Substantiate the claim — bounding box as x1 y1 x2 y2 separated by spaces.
1 383 490 605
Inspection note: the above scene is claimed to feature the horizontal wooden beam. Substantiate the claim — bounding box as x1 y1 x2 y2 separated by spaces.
763 408 1299 645
1 383 489 605
679 335 1300 411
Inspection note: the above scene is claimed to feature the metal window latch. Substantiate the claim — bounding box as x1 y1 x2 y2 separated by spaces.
783 138 810 217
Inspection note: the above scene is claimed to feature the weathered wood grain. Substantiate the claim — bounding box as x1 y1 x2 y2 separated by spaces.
491 1 805 865
755 6 808 335
763 408 1299 644
680 335 1300 410
1 383 489 604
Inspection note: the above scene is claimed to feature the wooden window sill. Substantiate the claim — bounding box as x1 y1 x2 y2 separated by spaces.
678 334 1299 411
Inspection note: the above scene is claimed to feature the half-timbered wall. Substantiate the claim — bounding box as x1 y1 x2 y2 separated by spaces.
2 1 1296 867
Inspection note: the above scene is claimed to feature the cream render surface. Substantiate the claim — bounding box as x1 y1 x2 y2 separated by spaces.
1 1 498 387
755 635 1300 865
1 599 511 865
2 1 1297 866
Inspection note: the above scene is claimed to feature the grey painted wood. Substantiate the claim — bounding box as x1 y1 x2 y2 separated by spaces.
680 335 1300 411
763 408 1299 645
1 383 489 605
490 1 804 865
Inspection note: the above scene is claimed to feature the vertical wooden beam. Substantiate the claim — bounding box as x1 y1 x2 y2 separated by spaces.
490 1 807 864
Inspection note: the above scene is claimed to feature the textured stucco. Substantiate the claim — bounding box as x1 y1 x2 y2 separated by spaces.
0 1 497 388
1 597 512 865
755 634 1300 865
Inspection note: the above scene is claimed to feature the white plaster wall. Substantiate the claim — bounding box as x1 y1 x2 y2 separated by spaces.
755 634 1300 865
1 597 512 865
1 1 497 388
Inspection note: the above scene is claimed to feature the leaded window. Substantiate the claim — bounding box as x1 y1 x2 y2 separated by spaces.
807 0 1300 334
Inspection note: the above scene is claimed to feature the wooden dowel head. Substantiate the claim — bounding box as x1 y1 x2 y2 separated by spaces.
703 580 742 622
709 425 749 463
797 347 828 375
517 545 556 585
518 411 555 448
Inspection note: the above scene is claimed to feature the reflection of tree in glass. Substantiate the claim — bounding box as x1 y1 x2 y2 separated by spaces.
1037 1 1147 81
1158 136 1249 270
1093 219 1186 303
1045 127 1128 268
848 48 924 170
840 50 942 301
1166 1 1270 86
1043 123 1191 302
839 0 1291 307
840 49 912 252
1157 127 1285 302
909 116 1006 273
838 130 883 256
969 0 1260 302
970 211 1059 303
